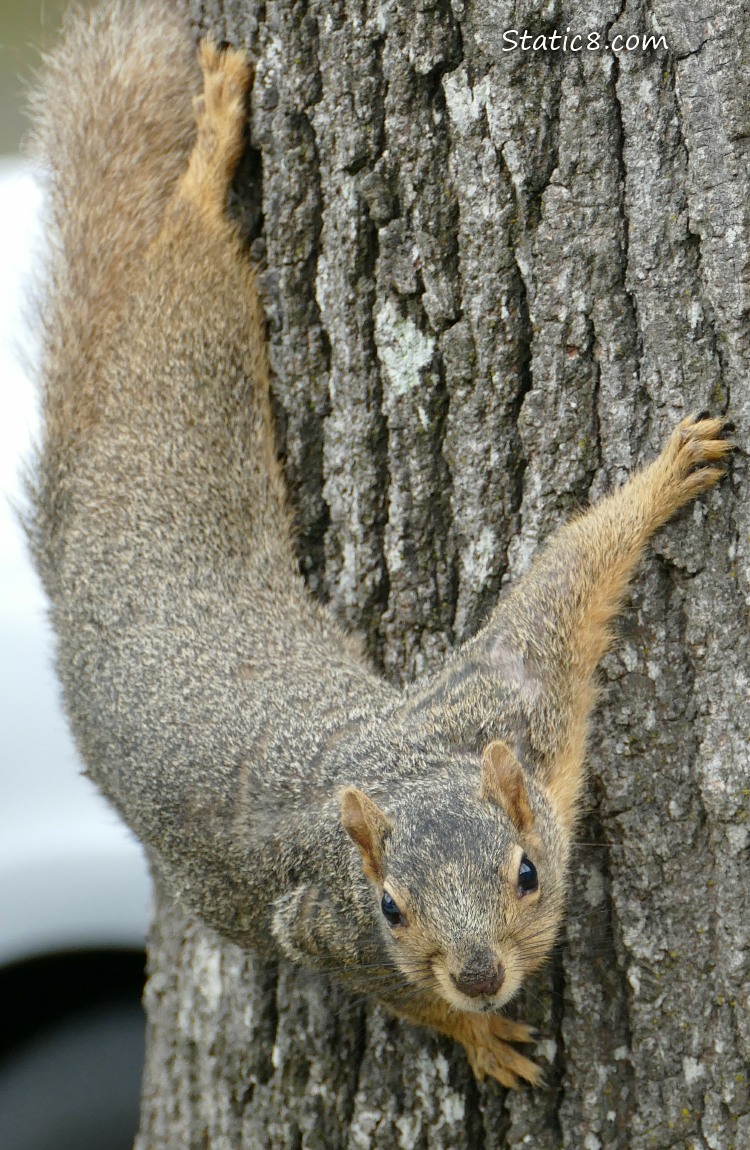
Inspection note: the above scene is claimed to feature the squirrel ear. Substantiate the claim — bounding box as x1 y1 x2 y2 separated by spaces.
480 741 534 834
339 786 393 883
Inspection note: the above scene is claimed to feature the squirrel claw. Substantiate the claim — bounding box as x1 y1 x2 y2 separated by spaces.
488 1014 540 1044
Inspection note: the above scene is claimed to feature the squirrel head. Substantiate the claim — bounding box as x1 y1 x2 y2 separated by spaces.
340 741 568 1012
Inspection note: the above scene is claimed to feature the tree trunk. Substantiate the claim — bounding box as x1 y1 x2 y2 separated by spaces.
137 2 749 1146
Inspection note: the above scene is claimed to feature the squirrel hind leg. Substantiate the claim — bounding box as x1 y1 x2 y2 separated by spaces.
175 41 254 223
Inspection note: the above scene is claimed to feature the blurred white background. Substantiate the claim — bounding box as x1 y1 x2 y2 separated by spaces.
0 158 150 965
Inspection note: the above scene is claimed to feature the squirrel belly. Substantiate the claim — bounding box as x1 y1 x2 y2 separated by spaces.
28 0 732 1090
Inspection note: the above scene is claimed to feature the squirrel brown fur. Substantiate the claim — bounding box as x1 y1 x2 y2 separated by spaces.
26 0 732 1090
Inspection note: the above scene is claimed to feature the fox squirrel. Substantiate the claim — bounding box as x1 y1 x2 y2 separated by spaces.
26 0 731 1090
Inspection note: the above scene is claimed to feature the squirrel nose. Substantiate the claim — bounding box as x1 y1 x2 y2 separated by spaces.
451 957 505 999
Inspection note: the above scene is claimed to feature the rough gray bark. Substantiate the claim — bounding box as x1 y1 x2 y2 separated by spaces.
137 2 749 1146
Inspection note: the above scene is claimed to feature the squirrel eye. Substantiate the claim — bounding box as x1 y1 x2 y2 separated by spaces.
381 891 403 926
517 854 538 897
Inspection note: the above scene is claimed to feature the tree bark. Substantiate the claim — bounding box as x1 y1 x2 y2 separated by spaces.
137 2 749 1146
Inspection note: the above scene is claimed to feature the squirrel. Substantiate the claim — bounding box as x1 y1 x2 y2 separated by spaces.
25 0 732 1090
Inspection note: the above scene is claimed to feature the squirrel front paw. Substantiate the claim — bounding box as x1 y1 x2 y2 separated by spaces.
455 1013 543 1090
655 412 732 509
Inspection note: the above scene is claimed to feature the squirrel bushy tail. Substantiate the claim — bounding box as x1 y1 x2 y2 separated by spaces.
27 0 201 596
